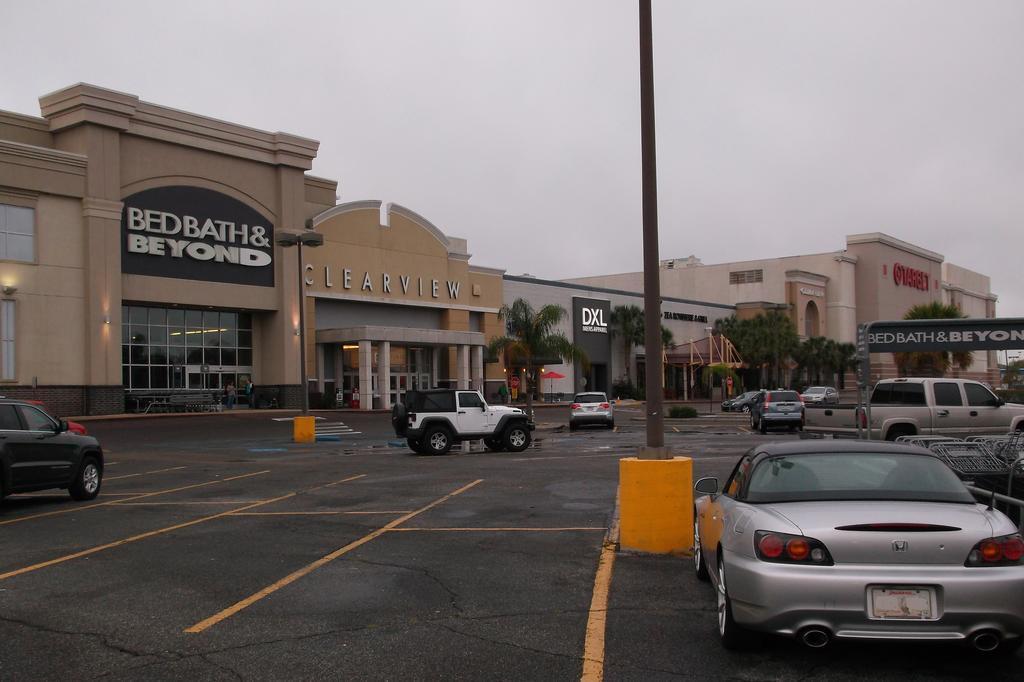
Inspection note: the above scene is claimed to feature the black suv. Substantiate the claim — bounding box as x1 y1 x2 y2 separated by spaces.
0 400 105 501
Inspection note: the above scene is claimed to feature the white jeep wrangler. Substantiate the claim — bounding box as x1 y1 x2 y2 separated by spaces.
391 389 534 455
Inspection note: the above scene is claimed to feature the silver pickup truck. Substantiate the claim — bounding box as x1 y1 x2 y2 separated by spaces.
805 378 1024 440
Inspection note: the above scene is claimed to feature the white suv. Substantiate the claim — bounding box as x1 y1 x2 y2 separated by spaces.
391 389 534 455
569 392 614 431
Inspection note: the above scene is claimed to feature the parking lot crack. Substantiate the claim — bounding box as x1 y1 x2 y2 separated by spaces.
199 653 245 682
437 623 578 662
0 613 175 663
351 558 463 612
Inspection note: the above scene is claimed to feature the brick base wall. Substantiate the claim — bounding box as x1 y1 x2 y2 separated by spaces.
0 385 124 416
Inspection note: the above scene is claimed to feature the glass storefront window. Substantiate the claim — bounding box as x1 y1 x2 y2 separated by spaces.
122 305 255 392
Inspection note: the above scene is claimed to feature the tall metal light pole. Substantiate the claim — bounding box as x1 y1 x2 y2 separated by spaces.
639 0 665 454
277 225 324 414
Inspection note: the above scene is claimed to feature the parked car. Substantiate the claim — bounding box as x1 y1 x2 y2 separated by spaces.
391 389 533 455
800 386 838 405
694 441 1024 653
805 378 1024 440
0 397 87 435
0 399 104 501
569 392 614 430
748 390 804 433
722 391 760 413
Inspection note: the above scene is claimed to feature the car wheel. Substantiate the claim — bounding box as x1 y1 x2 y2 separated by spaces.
503 423 532 452
569 421 577 432
422 426 452 455
483 437 504 452
69 456 102 501
607 420 615 430
694 514 709 581
391 402 409 436
741 405 750 413
717 556 750 650
407 437 424 453
758 418 767 435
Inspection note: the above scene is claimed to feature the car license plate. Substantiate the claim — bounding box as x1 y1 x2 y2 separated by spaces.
868 587 937 620
779 405 792 412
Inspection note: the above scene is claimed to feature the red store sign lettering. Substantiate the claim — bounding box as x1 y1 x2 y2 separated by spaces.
893 262 929 291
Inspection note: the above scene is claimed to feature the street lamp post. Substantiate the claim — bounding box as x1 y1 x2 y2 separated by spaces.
277 225 324 414
706 326 714 414
639 0 665 455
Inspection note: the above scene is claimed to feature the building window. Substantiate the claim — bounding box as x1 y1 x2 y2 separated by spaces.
1 300 13 380
729 269 763 285
0 203 35 262
121 305 253 391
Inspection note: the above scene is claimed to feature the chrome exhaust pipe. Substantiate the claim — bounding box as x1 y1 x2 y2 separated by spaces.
799 627 831 649
970 631 1001 653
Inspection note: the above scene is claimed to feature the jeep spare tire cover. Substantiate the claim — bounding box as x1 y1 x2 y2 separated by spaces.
391 402 408 435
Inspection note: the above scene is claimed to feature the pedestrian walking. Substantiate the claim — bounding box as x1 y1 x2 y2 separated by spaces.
498 382 509 405
245 380 256 409
225 381 237 410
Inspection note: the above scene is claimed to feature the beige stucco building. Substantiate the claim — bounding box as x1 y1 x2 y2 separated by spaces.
0 84 504 414
568 232 1000 384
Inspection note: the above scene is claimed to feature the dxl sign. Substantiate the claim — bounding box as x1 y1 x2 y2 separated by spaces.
865 318 1024 353
572 297 611 366
581 307 608 333
121 186 275 287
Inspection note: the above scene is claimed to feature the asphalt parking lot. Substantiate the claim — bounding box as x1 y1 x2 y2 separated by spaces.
1 407 1021 680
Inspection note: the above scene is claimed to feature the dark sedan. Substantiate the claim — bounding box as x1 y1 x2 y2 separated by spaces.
722 391 760 413
0 400 104 501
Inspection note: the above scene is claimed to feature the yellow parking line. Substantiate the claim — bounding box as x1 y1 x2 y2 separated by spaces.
229 510 410 516
185 479 483 634
581 516 618 682
0 493 295 582
389 527 606 532
116 501 263 506
105 466 187 481
222 471 273 482
0 471 270 527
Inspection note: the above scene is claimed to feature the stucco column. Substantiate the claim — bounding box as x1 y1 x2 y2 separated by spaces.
432 346 442 388
378 340 391 410
358 340 372 411
315 343 325 392
457 345 470 390
471 346 484 392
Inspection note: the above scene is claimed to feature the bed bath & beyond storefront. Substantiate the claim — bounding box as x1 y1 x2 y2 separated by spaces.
0 84 504 415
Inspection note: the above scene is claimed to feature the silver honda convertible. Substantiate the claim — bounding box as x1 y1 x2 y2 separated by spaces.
693 441 1024 653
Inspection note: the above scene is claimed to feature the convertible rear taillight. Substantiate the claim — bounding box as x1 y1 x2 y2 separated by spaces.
571 403 581 410
755 530 834 566
600 403 610 409
965 533 1024 567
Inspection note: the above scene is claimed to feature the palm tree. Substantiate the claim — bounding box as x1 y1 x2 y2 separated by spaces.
610 305 644 384
894 302 973 377
488 298 588 420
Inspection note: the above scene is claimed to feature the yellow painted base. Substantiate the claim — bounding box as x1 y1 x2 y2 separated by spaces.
618 456 694 555
293 416 316 443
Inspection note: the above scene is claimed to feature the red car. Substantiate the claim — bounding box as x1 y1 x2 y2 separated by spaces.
20 399 87 435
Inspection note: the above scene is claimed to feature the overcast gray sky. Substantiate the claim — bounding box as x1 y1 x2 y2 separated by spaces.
3 0 1021 315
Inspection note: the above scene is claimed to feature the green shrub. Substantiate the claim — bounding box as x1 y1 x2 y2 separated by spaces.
997 389 1024 404
668 405 699 418
612 380 642 401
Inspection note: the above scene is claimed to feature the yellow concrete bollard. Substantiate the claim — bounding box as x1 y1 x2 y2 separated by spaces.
618 456 694 554
293 415 316 443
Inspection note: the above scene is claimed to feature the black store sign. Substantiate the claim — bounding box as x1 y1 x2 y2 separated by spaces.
121 186 275 287
572 297 611 365
867 318 1024 353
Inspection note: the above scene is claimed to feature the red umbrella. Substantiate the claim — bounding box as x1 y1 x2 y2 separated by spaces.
542 370 567 400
